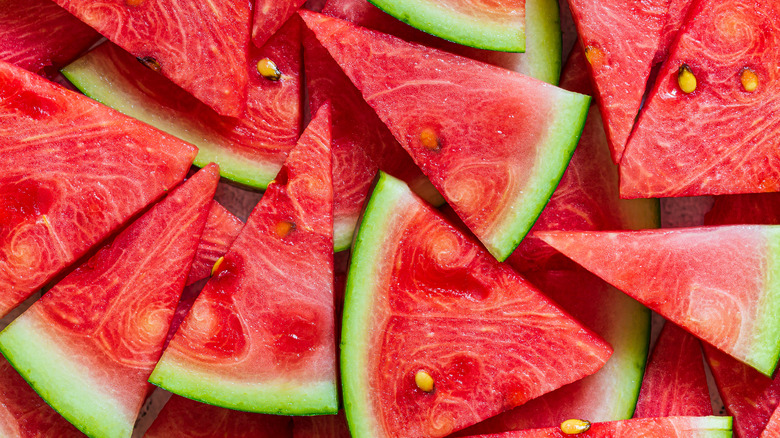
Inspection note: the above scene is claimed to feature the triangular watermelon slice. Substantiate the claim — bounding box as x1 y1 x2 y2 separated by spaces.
0 60 197 318
62 16 302 189
620 0 780 198
150 106 338 415
252 0 306 48
342 172 612 437
566 0 669 163
762 406 780 438
537 226 780 376
633 322 713 418
300 10 590 261
53 0 251 117
185 201 243 286
0 164 219 437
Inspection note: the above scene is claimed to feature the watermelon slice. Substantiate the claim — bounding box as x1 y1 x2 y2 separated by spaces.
459 416 733 438
0 0 100 76
144 394 293 438
567 0 669 163
633 322 713 418
0 164 219 437
293 412 351 438
151 106 338 415
762 407 780 438
364 0 525 52
537 226 780 376
253 0 307 48
186 201 244 286
342 172 613 437
301 11 590 261
620 0 780 198
62 17 302 189
705 194 780 226
459 268 649 434
0 60 197 318
53 0 250 117
322 0 561 85
655 0 695 62
704 345 780 438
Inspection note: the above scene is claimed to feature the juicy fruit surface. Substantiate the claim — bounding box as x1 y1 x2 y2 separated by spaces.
302 11 589 260
54 0 250 117
0 165 219 438
762 407 780 438
151 108 338 414
293 411 351 438
705 193 780 226
253 0 307 47
63 17 302 189
186 201 243 285
538 226 780 376
621 0 780 198
567 0 669 163
655 0 694 62
344 173 613 437
0 0 100 75
0 60 197 318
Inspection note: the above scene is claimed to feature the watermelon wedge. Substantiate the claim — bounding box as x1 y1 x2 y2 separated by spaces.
186 201 244 286
301 11 590 261
293 412 351 438
458 268 649 435
536 226 780 376
567 0 669 163
460 416 732 438
0 0 100 76
144 394 293 438
0 164 219 438
343 172 613 437
705 194 780 226
0 60 197 318
634 322 713 418
151 106 338 415
53 0 251 117
253 0 307 48
322 0 561 85
762 407 780 438
620 0 780 198
62 17 302 189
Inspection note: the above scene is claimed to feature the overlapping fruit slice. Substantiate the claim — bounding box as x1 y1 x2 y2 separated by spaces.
0 60 197 318
53 0 250 116
186 201 243 285
253 0 306 47
705 193 780 226
0 165 219 438
151 106 338 415
62 16 302 189
301 11 590 261
343 172 613 437
538 226 780 376
620 0 780 198
762 407 780 438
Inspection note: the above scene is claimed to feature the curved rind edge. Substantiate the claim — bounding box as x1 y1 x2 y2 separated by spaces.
521 0 562 85
750 228 780 376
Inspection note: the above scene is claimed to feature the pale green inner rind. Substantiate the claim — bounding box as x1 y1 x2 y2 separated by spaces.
618 197 661 230
334 217 356 252
368 0 525 52
149 359 338 415
61 47 279 189
746 229 780 376
341 172 410 437
0 316 133 438
688 415 733 436
517 0 562 85
485 92 591 261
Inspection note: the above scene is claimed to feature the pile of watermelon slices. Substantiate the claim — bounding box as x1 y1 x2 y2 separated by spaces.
1 0 780 436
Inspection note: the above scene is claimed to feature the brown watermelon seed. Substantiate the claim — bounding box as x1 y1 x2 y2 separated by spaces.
677 64 697 94
211 256 224 277
740 67 758 92
275 221 296 238
420 128 441 151
137 57 161 73
560 419 591 435
257 59 282 81
414 370 435 393
584 46 604 67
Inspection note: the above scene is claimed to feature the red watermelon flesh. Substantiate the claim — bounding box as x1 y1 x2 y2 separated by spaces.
62 16 302 189
704 193 780 226
762 406 780 438
144 394 293 438
633 322 713 418
537 226 780 377
301 11 591 261
293 412 351 438
0 358 84 438
151 106 338 415
0 164 219 437
53 0 250 117
253 0 307 48
0 0 100 77
185 201 243 286
0 60 197 318
704 345 780 438
654 0 694 63
620 0 780 198
567 0 669 163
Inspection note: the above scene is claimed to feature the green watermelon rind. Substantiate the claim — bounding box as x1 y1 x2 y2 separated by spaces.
61 49 280 190
148 359 339 415
487 92 591 261
748 230 780 376
686 416 733 436
0 316 134 438
366 0 525 52
521 0 562 85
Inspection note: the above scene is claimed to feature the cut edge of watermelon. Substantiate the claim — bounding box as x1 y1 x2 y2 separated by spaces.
751 233 780 376
522 0 562 85
0 316 133 438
